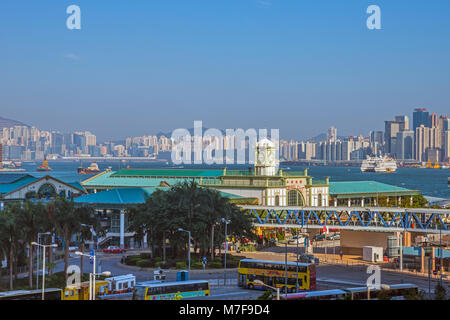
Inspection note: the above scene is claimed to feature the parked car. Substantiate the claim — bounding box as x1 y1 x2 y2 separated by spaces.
313 234 326 241
68 246 78 252
103 246 126 254
297 253 320 265
288 236 305 244
326 233 340 240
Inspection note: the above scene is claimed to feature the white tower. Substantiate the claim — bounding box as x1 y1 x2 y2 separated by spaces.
255 138 278 176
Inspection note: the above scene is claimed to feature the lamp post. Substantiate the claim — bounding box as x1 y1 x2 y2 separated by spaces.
31 242 58 300
178 228 191 274
36 232 51 289
284 241 288 295
75 251 103 300
254 280 280 300
296 231 299 292
221 218 231 286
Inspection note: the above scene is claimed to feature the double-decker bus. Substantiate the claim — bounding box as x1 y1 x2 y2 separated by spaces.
132 280 210 300
238 259 316 293
282 284 419 300
0 289 62 300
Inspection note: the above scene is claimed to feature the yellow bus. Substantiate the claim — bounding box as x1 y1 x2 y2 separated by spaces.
62 280 109 300
238 259 316 293
132 280 210 300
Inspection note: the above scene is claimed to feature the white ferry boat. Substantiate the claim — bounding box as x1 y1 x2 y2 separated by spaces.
361 156 397 173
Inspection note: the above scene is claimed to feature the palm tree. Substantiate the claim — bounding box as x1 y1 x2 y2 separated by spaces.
0 206 20 290
53 198 96 282
11 201 48 289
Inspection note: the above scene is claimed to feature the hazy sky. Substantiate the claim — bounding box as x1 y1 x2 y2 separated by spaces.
1 0 449 141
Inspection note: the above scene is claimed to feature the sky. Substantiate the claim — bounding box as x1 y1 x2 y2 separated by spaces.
1 0 449 141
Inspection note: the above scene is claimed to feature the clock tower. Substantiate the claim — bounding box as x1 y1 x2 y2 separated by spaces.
255 138 278 176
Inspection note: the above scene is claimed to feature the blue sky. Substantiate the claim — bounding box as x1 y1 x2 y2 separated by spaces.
1 0 449 141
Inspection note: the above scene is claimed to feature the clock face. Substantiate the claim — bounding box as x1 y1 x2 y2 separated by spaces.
257 149 266 164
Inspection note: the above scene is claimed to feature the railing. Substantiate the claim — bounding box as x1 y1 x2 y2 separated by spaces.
201 179 285 187
240 206 450 233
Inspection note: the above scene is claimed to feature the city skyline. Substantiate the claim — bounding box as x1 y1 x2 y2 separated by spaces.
1 1 450 141
1 106 448 164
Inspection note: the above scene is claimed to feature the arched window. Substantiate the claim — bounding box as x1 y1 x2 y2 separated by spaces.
38 183 57 198
275 195 280 206
318 194 323 207
287 190 304 206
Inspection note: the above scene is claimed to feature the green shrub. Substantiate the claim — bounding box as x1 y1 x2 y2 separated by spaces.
176 262 187 269
125 255 141 266
140 253 152 259
210 261 223 269
192 262 204 269
257 290 273 300
240 244 256 252
136 259 154 268
155 257 163 263
155 261 164 268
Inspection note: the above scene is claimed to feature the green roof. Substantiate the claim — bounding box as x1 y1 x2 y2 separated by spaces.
111 169 223 178
0 175 38 194
329 181 417 196
74 187 243 205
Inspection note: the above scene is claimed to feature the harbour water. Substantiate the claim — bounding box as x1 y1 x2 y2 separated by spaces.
12 160 450 200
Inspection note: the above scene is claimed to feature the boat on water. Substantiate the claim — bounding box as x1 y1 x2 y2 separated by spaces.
77 162 100 174
0 167 25 172
0 160 25 172
37 158 51 172
361 156 397 173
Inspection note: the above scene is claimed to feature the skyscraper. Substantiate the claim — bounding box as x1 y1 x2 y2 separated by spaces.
384 120 400 156
396 130 414 160
413 108 430 132
394 115 409 131
327 126 337 142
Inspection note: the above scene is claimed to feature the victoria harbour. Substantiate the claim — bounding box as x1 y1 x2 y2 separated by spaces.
16 161 450 200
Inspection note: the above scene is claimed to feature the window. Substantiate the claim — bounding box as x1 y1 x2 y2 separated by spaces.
38 183 57 198
275 195 280 206
288 190 304 206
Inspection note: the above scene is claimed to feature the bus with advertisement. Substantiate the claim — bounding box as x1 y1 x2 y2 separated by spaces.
238 259 316 293
132 280 210 300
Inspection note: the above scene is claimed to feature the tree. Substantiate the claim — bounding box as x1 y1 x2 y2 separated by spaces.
0 206 20 290
128 181 256 263
434 283 447 300
53 198 96 282
11 201 49 289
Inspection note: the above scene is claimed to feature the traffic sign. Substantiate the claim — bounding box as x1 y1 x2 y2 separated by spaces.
89 249 95 264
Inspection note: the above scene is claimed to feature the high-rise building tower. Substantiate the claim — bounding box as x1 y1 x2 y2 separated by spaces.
413 108 430 132
327 126 337 142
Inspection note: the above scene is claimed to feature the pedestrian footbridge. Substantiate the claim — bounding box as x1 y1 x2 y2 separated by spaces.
238 206 450 234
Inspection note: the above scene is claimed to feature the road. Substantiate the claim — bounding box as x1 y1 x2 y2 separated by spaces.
53 248 449 300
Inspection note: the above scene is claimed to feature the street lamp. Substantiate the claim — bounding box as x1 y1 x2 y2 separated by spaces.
254 280 280 300
178 228 191 274
75 251 110 300
221 218 231 285
36 232 51 290
31 242 58 300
